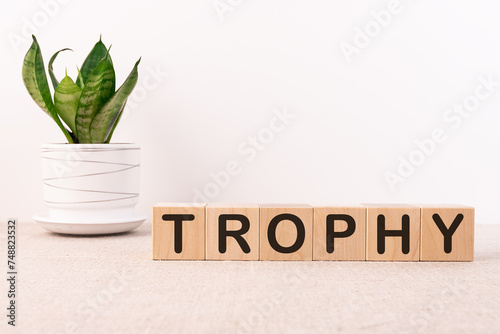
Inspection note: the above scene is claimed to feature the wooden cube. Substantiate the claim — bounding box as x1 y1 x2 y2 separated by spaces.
420 205 474 261
365 204 420 261
153 203 206 260
206 204 259 260
259 204 313 261
313 205 366 261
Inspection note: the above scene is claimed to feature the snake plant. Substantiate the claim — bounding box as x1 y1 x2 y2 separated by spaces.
22 35 140 143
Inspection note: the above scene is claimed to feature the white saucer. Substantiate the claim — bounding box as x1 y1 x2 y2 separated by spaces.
33 214 147 235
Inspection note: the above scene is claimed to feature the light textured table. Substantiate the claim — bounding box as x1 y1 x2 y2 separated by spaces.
2 222 499 334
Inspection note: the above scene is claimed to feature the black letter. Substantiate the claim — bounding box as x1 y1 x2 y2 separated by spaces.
432 213 464 253
218 214 251 254
377 214 410 255
326 214 356 253
267 214 305 253
162 214 195 253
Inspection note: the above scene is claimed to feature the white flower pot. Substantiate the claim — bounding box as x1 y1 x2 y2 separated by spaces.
33 143 146 235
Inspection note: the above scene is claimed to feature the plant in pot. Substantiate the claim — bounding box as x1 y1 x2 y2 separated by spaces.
22 35 145 235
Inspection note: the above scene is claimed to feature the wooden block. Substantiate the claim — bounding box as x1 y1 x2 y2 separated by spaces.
420 205 474 261
206 204 259 260
153 203 206 260
365 204 420 261
313 205 366 261
259 204 313 261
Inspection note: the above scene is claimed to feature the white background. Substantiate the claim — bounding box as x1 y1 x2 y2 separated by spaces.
1 0 499 223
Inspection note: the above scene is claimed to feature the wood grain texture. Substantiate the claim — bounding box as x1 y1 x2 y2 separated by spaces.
420 205 474 261
152 203 206 260
259 204 313 261
206 204 259 260
365 204 420 261
313 206 366 261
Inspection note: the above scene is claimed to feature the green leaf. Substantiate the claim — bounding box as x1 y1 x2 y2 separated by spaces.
75 53 115 143
90 58 140 143
48 48 72 91
104 102 126 143
54 75 82 133
76 36 108 85
22 35 73 143
75 66 84 89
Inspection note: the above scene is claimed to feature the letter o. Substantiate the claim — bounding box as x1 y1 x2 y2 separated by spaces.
267 214 305 253
258 127 274 144
365 21 381 37
203 182 220 198
33 12 49 27
409 150 425 166
463 96 479 112
96 290 113 304
131 86 147 102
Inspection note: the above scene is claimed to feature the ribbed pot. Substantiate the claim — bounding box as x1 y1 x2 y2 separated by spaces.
40 143 141 222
